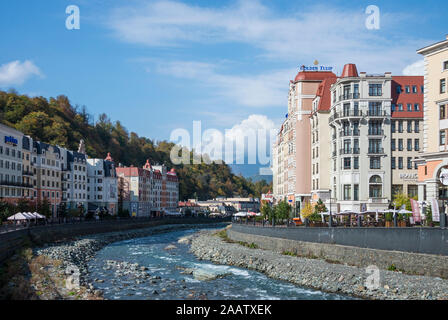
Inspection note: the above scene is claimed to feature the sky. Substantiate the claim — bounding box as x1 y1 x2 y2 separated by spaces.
0 0 447 174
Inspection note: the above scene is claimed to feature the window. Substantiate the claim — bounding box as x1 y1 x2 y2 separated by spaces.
391 121 396 133
441 130 446 145
391 139 396 151
344 185 351 200
398 120 403 133
369 139 382 153
398 139 403 151
415 139 420 151
391 104 396 112
421 85 424 93
369 84 382 96
441 79 446 94
412 85 417 93
441 105 447 120
369 102 382 115
370 157 381 169
391 157 396 169
407 103 412 112
444 61 448 71
396 85 402 94
344 158 351 169
415 120 420 133
398 157 403 169
414 104 420 111
398 103 403 111
392 185 403 197
407 121 412 133
354 157 359 169
405 86 410 93
369 175 382 198
354 184 359 201
407 139 412 151
408 185 418 198
407 157 412 169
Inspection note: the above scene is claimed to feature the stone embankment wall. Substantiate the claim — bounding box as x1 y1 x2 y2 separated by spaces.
228 225 448 278
0 218 228 264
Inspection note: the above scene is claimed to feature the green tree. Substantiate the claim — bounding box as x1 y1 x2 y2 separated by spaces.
274 200 291 222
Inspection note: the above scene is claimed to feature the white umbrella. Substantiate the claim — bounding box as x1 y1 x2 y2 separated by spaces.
234 212 247 217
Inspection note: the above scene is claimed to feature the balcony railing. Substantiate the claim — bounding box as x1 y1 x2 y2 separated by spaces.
329 111 363 123
340 148 361 155
338 93 360 101
0 181 34 188
368 148 385 154
367 110 389 117
368 129 384 136
22 170 34 176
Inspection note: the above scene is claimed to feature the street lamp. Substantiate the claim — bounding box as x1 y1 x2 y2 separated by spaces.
329 189 333 227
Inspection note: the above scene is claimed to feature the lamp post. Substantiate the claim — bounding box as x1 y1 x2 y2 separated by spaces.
328 189 333 227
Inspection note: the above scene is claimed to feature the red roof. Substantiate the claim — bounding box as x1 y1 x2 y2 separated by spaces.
391 76 424 118
341 63 359 78
294 71 336 82
315 77 337 112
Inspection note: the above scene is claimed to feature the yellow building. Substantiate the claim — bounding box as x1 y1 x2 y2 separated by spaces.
416 35 448 210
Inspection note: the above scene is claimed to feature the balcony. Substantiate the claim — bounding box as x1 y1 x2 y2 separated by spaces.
329 110 363 123
368 148 385 154
367 110 389 117
0 181 34 188
368 129 384 136
22 170 34 177
340 148 361 155
338 93 360 101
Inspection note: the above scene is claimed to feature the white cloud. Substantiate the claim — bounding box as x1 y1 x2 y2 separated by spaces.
198 114 277 164
402 59 425 75
152 59 292 107
106 0 422 73
0 60 42 87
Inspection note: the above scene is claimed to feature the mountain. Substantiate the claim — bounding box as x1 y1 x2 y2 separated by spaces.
0 90 272 201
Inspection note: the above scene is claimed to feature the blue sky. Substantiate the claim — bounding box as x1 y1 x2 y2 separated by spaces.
0 0 447 169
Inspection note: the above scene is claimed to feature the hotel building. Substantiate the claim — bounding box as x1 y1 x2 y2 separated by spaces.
390 76 423 199
21 135 36 202
310 77 337 204
87 153 118 215
33 141 62 217
328 64 392 211
0 124 26 203
272 68 336 212
416 35 448 209
60 141 88 212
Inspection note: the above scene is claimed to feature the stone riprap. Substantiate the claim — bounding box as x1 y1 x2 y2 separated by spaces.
189 229 448 300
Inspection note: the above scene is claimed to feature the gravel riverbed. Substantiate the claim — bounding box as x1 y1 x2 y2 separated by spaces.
33 223 228 299
189 229 448 300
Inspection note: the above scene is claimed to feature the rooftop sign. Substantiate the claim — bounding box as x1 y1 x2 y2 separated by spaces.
300 60 333 72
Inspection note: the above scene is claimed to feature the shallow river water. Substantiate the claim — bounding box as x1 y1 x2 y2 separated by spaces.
87 228 351 300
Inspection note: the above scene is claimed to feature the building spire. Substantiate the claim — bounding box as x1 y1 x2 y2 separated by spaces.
78 139 86 154
105 152 113 161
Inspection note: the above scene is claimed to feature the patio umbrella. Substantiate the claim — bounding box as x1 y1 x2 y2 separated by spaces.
234 212 247 217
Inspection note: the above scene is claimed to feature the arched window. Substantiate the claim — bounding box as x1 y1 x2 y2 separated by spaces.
369 175 382 198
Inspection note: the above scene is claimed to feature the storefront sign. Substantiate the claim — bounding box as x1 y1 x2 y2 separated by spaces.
399 173 418 180
4 136 18 146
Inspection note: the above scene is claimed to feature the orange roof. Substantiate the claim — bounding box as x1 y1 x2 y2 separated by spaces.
391 76 424 118
294 71 336 82
315 77 337 112
341 63 359 78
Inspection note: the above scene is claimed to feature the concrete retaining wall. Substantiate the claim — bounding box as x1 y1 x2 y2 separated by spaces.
231 224 448 255
228 225 448 278
0 218 228 264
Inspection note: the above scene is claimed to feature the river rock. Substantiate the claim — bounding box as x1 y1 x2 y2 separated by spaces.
164 244 177 250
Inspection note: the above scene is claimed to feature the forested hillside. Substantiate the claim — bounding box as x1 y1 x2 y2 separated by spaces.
0 90 271 200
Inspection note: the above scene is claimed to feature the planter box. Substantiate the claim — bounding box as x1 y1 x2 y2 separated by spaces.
309 222 326 227
398 220 407 227
385 221 394 228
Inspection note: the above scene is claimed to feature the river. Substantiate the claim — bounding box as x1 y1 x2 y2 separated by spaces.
87 228 351 300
